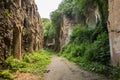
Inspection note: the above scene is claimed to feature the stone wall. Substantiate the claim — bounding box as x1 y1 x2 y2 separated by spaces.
0 0 43 64
59 15 75 49
59 7 100 49
108 0 120 66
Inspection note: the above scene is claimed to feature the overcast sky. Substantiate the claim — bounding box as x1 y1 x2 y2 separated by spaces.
35 0 62 19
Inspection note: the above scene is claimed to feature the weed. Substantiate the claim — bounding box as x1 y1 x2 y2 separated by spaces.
23 50 51 75
5 56 27 71
0 70 14 80
0 50 51 79
4 9 9 16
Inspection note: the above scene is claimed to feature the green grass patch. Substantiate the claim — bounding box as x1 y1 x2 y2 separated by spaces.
0 50 51 79
23 50 51 75
0 70 14 80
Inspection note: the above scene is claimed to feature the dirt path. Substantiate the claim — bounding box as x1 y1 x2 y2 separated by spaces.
43 55 109 80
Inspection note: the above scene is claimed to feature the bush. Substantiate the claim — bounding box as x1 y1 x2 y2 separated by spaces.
6 56 27 71
111 66 120 80
23 50 51 75
23 54 31 63
70 24 92 44
59 22 110 77
0 50 51 79
60 23 110 64
0 70 14 80
85 32 110 64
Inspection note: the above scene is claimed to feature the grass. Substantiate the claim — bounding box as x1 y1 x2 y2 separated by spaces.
0 70 14 80
0 50 51 80
23 50 51 75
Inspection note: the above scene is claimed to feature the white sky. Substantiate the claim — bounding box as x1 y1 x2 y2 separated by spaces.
35 0 62 19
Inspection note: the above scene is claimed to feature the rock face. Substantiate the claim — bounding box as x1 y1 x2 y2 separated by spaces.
59 8 100 49
59 15 75 49
86 7 101 29
0 0 43 64
108 0 120 66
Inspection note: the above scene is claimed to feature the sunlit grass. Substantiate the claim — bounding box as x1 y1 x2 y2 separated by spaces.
23 50 51 75
0 50 51 79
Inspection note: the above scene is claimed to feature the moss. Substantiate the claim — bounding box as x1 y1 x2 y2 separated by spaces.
4 9 9 17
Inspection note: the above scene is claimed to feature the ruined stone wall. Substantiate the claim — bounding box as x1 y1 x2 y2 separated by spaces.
59 7 100 49
108 0 120 66
59 15 75 49
0 0 43 63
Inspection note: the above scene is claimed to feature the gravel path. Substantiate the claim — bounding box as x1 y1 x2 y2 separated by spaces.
43 55 109 80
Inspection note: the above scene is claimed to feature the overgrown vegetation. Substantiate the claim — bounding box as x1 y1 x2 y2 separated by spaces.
59 23 109 68
0 50 51 79
42 18 55 40
50 0 108 26
60 23 110 64
42 18 56 49
50 0 120 79
4 9 9 16
50 0 108 50
59 24 120 79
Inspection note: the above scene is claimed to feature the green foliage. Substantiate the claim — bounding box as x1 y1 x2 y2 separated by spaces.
70 24 92 44
50 10 62 29
42 18 55 39
85 32 110 64
51 0 106 20
61 43 85 57
50 0 108 43
51 0 115 79
50 0 108 51
4 9 9 16
50 0 74 26
0 70 14 80
59 0 73 18
95 0 108 22
23 50 51 75
59 23 110 77
61 24 110 64
60 51 120 79
6 56 27 71
111 66 120 80
60 51 107 74
0 50 51 79
42 18 50 27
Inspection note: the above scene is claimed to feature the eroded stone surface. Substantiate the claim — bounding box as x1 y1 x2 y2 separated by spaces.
59 15 75 49
0 0 43 65
108 0 120 66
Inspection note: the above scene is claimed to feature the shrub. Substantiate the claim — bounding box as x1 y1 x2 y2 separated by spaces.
85 32 110 64
0 70 14 80
0 50 51 79
23 50 51 75
5 56 27 71
61 23 110 64
111 66 120 80
23 54 31 63
70 24 92 44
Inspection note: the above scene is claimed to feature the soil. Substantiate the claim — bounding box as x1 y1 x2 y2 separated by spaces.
43 55 110 80
14 71 41 80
